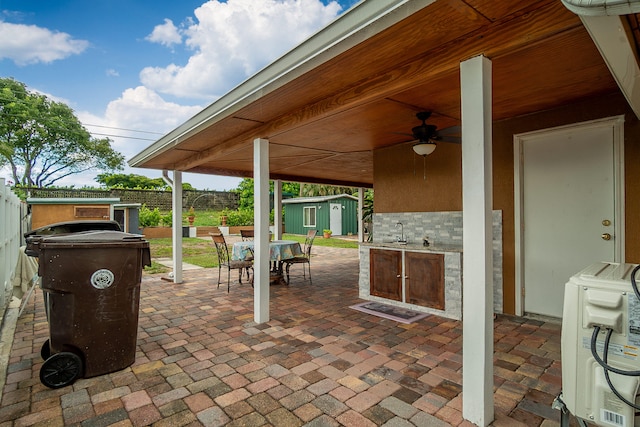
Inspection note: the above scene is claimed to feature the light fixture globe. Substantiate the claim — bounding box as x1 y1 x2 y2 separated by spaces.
412 141 436 156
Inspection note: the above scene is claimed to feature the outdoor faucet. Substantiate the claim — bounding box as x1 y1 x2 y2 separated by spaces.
395 222 406 243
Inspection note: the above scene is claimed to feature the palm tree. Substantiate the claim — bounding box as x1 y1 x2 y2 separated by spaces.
299 184 356 197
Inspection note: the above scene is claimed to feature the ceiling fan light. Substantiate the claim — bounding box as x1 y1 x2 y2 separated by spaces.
413 141 436 156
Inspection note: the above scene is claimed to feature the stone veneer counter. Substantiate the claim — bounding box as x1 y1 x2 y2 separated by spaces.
359 243 463 320
359 242 463 252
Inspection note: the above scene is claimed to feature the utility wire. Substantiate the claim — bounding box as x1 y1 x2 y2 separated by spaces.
84 123 164 135
90 132 157 141
0 111 162 141
1 96 167 137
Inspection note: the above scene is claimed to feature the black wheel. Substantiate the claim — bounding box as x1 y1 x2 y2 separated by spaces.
40 339 50 361
40 352 83 389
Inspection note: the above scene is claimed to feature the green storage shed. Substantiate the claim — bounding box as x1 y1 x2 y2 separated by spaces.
283 194 358 236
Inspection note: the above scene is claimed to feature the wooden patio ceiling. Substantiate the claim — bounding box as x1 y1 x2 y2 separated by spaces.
132 0 622 188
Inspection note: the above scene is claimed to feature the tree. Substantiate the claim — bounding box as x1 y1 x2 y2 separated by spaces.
96 173 196 191
0 78 125 187
299 183 355 197
96 173 167 190
234 178 300 210
236 178 255 210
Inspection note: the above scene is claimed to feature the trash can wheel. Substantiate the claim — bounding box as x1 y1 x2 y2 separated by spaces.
40 352 83 389
40 339 50 360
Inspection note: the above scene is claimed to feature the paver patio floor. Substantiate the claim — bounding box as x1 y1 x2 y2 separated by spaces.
0 244 563 426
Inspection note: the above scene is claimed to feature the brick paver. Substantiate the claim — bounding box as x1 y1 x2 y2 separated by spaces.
0 240 563 426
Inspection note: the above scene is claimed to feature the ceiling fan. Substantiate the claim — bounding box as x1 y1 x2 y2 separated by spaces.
407 111 461 156
398 111 461 180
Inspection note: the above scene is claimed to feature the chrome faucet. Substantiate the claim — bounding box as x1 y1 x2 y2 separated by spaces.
395 222 406 243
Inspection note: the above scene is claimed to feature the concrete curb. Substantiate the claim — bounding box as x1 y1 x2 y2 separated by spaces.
0 297 21 393
154 258 203 270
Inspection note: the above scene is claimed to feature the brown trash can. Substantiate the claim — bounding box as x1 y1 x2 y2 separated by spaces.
35 230 151 388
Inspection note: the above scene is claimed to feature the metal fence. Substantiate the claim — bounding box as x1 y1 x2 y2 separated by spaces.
0 179 26 319
23 187 239 211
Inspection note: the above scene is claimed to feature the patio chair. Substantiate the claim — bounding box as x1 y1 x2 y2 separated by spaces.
284 229 317 284
210 233 253 292
239 229 255 280
240 229 254 241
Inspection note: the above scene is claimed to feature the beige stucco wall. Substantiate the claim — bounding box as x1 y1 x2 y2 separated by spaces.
373 92 640 314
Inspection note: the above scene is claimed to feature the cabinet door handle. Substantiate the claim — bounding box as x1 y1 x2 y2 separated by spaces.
404 276 409 279
396 274 402 278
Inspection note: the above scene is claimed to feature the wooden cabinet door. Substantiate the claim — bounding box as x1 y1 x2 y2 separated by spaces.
405 252 444 309
370 249 402 301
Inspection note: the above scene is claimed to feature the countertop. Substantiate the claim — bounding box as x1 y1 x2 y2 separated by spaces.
360 241 463 253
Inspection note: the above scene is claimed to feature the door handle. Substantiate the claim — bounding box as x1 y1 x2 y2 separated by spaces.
601 233 612 241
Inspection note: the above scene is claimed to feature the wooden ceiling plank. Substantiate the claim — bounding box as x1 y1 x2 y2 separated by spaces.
258 1 581 137
172 2 582 173
173 138 253 170
463 0 557 22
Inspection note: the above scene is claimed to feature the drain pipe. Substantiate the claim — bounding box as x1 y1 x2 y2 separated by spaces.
561 0 640 16
162 170 172 187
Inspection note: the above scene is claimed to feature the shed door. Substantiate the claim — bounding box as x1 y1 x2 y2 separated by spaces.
329 203 342 235
114 209 126 232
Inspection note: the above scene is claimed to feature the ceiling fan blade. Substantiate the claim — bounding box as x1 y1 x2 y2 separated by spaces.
437 125 461 136
433 124 461 144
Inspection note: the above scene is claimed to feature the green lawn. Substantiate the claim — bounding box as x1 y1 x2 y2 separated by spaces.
184 209 225 227
281 233 358 249
144 233 357 274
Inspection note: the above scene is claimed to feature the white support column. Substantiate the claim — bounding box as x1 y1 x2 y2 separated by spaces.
172 171 183 284
274 180 283 240
254 138 270 323
357 188 364 243
461 55 494 426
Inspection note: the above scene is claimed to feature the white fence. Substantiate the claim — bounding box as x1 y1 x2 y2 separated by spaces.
0 179 25 316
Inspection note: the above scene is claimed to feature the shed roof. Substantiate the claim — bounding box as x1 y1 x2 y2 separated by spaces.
27 198 121 205
282 194 358 204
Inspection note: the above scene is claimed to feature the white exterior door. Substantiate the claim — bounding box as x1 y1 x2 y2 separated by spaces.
329 203 342 236
515 117 623 318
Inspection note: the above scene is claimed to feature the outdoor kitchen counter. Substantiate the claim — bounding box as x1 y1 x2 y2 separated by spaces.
359 242 462 252
358 242 463 320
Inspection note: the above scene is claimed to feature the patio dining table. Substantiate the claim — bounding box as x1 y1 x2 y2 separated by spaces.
232 240 303 285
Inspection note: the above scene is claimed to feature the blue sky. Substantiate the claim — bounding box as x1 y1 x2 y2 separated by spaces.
0 0 359 190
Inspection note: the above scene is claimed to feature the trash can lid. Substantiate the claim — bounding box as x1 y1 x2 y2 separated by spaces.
39 230 147 246
24 220 121 238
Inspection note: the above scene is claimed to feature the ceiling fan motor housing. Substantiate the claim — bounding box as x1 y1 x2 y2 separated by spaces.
412 123 437 141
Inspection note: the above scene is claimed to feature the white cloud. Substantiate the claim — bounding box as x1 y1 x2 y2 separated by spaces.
79 86 203 160
0 21 89 65
141 0 342 99
106 69 119 77
0 0 345 190
69 86 244 190
146 18 182 48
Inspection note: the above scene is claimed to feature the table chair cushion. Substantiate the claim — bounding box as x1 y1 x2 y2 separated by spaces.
284 255 309 264
229 259 253 269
